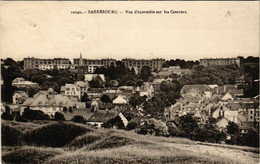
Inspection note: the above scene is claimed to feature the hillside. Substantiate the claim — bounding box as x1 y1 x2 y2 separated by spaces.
1 121 259 164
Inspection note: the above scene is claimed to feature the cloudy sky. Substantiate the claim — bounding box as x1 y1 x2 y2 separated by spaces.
0 1 259 61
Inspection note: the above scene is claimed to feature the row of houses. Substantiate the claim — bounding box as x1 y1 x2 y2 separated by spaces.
164 84 259 133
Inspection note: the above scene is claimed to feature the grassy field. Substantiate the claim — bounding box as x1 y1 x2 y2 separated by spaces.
1 120 259 164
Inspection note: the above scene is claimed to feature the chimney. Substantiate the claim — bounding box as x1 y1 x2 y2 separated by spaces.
224 85 226 93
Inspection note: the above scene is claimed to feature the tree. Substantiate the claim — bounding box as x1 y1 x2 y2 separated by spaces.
140 66 151 82
21 109 50 121
101 94 112 103
102 116 125 129
71 115 86 124
1 112 13 120
54 112 65 121
160 81 176 94
227 122 239 135
81 93 90 102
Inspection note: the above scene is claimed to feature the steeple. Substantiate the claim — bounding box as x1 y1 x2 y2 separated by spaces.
79 52 83 66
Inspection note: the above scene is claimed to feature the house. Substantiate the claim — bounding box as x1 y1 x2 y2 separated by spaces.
112 95 128 105
139 82 154 98
212 106 228 119
12 77 38 88
87 110 128 128
235 75 246 88
63 108 93 120
213 85 243 97
12 91 28 104
181 85 212 98
75 81 89 96
216 117 229 130
152 78 164 94
224 110 238 123
164 103 182 121
87 88 105 99
208 84 218 89
84 74 105 83
221 93 234 101
22 88 77 117
61 83 81 100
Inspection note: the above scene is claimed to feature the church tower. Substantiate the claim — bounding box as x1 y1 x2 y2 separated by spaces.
79 52 83 67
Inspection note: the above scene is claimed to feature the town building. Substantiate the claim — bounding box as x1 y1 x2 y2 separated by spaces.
199 58 240 67
157 66 191 77
60 84 81 100
23 57 71 70
12 91 28 104
73 53 116 73
12 77 38 88
181 84 212 98
22 88 76 117
122 58 165 73
137 82 154 98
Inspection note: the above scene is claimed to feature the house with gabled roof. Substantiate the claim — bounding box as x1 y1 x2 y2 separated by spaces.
221 93 234 101
86 110 128 128
216 117 229 131
84 74 105 82
112 95 128 105
22 88 77 117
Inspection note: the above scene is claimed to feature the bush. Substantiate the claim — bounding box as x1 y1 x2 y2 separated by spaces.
102 116 125 129
67 132 102 149
1 123 23 146
71 115 86 124
15 116 29 122
21 109 50 121
23 122 91 147
1 112 13 120
54 112 65 121
2 147 61 164
137 119 169 136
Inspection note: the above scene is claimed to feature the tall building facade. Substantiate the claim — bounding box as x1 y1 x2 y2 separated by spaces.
73 56 116 73
122 58 165 73
199 58 240 67
23 57 71 70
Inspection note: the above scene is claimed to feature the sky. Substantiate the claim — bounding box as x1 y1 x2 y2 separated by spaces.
0 1 259 62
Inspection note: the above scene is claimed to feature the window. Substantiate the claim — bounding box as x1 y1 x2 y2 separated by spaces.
59 102 63 106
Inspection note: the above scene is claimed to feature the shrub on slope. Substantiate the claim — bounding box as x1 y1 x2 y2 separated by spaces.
1 122 23 146
2 147 61 164
86 134 135 150
24 122 91 147
67 132 102 149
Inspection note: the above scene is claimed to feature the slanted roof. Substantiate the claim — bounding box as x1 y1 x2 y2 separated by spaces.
226 102 241 110
84 74 105 82
22 98 34 106
216 117 229 128
63 108 93 120
30 94 75 107
181 85 211 94
87 110 118 123
208 84 218 89
113 95 127 104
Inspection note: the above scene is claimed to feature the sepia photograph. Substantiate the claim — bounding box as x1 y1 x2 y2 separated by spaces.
0 1 259 163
